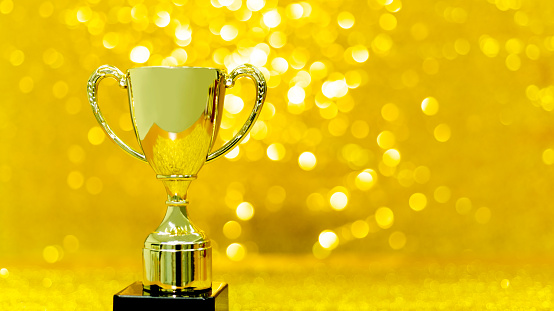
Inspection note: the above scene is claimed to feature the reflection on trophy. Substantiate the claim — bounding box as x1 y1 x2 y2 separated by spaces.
87 64 266 309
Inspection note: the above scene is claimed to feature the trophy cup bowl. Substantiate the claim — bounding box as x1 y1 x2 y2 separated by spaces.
86 64 266 305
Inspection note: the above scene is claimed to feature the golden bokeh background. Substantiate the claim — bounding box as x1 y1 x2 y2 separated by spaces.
2 0 554 309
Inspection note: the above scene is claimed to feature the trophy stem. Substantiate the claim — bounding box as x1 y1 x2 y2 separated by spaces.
142 179 212 294
157 174 196 206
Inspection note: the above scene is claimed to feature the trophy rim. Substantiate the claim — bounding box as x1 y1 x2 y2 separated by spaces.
128 65 225 72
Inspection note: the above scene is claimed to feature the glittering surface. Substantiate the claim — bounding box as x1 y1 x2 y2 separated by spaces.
2 0 554 309
2 256 554 310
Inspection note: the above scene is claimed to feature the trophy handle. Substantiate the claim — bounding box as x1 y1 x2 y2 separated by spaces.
87 65 147 162
206 64 267 163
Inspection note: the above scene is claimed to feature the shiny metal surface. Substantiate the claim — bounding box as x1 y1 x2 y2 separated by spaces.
86 65 147 162
143 206 212 292
86 64 267 293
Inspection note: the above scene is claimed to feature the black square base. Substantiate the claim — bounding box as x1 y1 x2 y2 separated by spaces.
113 281 228 311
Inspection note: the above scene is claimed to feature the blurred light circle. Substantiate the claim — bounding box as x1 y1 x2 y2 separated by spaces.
330 192 348 210
409 193 427 211
67 171 84 190
86 177 103 195
268 31 286 48
250 48 268 67
154 11 170 27
456 197 472 215
318 230 339 249
220 24 239 41
224 94 244 114
475 207 491 224
434 123 451 142
382 149 401 167
351 220 370 238
130 46 150 63
379 13 397 31
236 202 254 220
355 169 376 190
246 0 265 11
271 57 289 73
375 207 394 229
338 11 355 29
267 143 286 161
88 127 105 145
389 231 406 250
381 103 399 121
310 61 327 80
377 131 395 149
223 221 242 239
288 85 305 104
351 45 369 63
434 186 451 203
225 146 240 160
226 243 246 261
298 152 317 170
175 26 192 41
312 242 331 259
421 97 439 116
43 246 60 263
263 10 281 28
286 3 303 19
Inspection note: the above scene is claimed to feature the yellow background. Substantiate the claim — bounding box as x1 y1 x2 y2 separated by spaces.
1 0 554 309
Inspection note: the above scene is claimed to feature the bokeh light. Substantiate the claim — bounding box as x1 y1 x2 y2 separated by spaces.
375 207 394 229
2 0 554 308
318 230 339 250
355 169 376 191
223 221 242 239
351 220 369 239
42 246 60 264
382 149 401 167
329 191 348 211
475 207 492 224
236 202 254 221
434 186 451 203
388 231 406 250
298 152 317 171
337 12 355 29
226 243 246 261
381 103 399 121
377 131 395 149
434 124 451 142
379 13 397 31
129 46 150 63
456 197 473 215
246 0 265 11
220 25 239 42
421 97 439 116
87 127 105 145
409 193 427 211
267 143 286 161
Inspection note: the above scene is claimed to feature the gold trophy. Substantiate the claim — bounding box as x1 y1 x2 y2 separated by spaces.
86 64 266 309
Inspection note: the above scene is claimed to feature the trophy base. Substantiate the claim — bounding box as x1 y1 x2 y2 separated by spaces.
113 281 228 311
